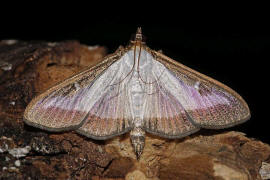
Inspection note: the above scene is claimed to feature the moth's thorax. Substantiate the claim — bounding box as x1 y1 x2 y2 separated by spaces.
129 71 146 121
123 49 164 121
124 48 149 66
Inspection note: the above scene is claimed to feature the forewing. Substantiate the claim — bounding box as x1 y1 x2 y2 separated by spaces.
76 85 133 139
143 85 200 138
24 52 122 132
139 53 199 138
76 50 135 139
152 51 250 129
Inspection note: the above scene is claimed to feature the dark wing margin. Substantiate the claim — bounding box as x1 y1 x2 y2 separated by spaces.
76 65 134 140
23 51 122 133
139 52 200 138
152 50 250 129
142 85 200 139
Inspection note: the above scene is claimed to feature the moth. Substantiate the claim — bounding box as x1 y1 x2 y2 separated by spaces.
24 28 250 159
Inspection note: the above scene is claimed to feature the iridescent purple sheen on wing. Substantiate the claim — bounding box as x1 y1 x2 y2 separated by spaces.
27 86 91 130
175 77 248 128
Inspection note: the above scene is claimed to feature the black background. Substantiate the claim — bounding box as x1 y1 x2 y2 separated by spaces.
0 5 269 144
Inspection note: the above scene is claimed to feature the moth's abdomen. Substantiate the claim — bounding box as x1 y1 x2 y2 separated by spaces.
130 127 145 159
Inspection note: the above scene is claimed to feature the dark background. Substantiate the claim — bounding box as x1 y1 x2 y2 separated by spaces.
0 7 269 144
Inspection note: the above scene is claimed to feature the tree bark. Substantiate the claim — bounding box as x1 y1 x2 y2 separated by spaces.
0 40 269 180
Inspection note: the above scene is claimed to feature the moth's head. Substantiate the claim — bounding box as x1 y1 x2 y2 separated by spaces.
130 27 146 45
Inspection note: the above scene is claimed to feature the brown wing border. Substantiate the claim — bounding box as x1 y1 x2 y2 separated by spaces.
146 47 251 129
23 47 128 132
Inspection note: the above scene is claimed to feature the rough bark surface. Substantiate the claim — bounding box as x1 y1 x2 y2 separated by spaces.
0 40 269 180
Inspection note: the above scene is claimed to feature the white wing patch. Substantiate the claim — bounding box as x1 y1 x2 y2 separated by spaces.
79 49 199 138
